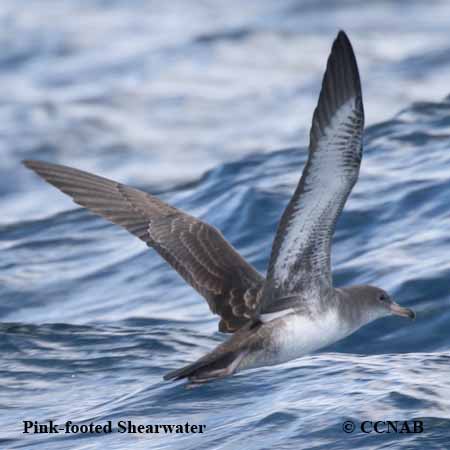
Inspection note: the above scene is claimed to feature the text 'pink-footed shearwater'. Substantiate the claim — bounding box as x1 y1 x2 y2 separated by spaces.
24 31 415 384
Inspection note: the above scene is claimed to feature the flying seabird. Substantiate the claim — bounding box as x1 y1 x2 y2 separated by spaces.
24 31 415 384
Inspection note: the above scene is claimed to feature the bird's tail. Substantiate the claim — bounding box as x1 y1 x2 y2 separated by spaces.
163 347 248 383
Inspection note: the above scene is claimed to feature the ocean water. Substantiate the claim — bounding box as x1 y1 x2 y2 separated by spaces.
1 0 450 448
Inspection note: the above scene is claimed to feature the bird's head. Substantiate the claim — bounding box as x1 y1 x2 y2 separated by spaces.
372 287 415 320
338 285 415 325
355 285 415 321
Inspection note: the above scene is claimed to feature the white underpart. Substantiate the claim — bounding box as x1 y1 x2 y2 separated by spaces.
271 309 354 365
274 99 357 289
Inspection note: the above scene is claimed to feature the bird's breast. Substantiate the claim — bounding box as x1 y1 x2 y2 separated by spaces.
271 309 351 364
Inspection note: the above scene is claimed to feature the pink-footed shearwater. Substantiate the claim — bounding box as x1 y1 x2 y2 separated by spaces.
24 31 415 384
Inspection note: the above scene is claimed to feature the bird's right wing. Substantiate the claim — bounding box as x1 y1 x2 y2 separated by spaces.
24 160 264 332
261 31 364 315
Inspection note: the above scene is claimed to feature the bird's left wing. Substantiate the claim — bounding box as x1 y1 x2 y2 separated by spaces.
261 31 364 314
24 160 264 332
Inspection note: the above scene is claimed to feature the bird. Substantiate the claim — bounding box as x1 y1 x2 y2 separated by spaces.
24 31 415 384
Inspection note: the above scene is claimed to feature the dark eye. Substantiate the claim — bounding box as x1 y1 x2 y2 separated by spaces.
379 293 389 302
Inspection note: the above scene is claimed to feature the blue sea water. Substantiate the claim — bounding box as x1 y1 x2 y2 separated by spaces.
1 0 450 448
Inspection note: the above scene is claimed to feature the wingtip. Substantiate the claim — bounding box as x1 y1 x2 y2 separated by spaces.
336 30 350 43
22 159 33 168
325 29 362 104
334 31 354 53
23 159 68 177
23 159 45 171
308 29 364 152
332 30 357 65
